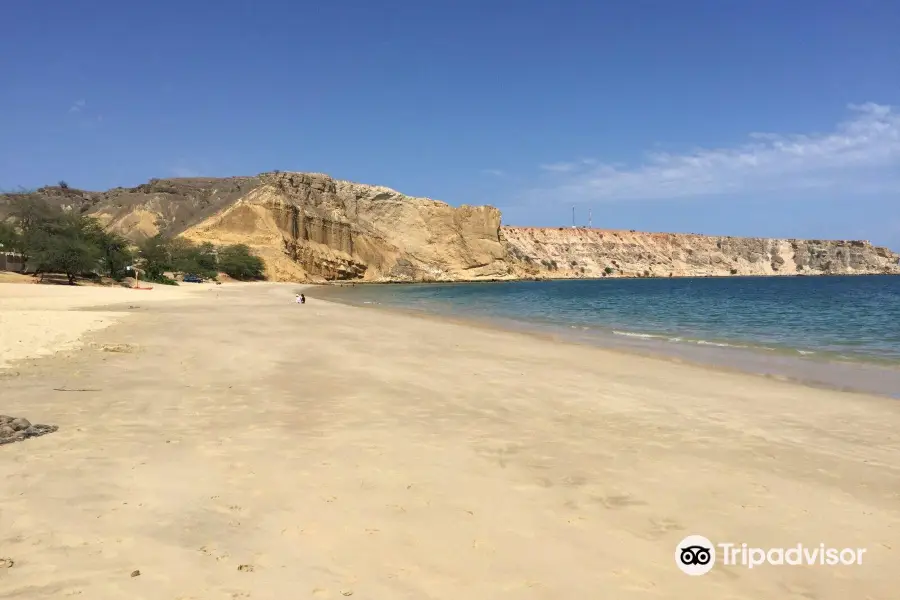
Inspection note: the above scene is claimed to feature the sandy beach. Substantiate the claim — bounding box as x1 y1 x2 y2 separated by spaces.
1 281 898 599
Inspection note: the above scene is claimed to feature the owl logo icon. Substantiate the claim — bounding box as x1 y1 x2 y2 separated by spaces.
676 535 716 575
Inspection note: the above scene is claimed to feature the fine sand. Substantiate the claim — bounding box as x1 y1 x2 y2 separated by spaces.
1 281 898 599
0 282 218 369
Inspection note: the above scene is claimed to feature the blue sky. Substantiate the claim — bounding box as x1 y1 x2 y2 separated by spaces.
2 0 899 248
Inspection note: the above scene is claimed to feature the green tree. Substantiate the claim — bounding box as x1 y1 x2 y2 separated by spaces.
24 212 102 283
95 230 134 279
78 218 134 279
2 199 138 283
0 220 20 252
166 238 218 279
34 236 100 284
168 239 203 278
138 235 174 282
11 198 55 264
194 242 219 278
218 244 265 280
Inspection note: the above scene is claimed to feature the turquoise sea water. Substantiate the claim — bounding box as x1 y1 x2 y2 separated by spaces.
312 276 900 398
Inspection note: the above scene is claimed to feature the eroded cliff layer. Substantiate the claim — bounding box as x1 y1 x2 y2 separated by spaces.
502 227 900 279
2 172 898 281
176 172 517 282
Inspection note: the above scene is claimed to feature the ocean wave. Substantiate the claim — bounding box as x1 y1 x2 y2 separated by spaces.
612 330 756 350
695 340 744 348
612 331 669 340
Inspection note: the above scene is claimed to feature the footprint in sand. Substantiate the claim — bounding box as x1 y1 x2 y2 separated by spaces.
592 493 646 509
199 545 230 562
639 517 685 540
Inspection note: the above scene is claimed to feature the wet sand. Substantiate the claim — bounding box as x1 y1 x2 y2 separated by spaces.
1 281 898 599
309 283 900 400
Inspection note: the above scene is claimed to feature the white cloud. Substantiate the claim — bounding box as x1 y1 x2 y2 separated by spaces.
540 162 577 172
68 99 86 113
481 168 505 177
540 158 596 172
537 103 900 202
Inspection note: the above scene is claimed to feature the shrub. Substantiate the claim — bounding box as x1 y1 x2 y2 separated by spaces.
15 206 102 283
604 266 614 274
3 199 267 284
148 274 178 285
83 223 133 279
35 236 100 284
218 244 265 280
169 239 218 280
138 238 264 282
138 235 174 282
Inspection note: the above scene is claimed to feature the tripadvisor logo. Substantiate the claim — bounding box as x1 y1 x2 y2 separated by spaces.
675 535 866 575
676 535 716 576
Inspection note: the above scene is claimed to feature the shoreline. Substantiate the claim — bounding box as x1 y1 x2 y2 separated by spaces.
306 282 900 400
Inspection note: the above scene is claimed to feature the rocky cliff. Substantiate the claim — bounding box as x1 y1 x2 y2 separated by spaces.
178 172 516 281
2 172 898 281
502 227 900 279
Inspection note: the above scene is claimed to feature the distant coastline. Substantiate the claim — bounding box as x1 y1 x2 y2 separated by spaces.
4 173 898 284
316 270 900 286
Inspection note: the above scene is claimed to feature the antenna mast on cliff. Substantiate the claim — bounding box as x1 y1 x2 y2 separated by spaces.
589 208 592 229
572 205 576 228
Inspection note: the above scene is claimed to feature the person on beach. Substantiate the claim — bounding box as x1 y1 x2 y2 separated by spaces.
295 294 302 304
301 294 306 304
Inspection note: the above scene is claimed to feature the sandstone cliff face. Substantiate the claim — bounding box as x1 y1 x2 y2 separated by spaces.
502 227 900 278
179 172 516 282
3 172 898 282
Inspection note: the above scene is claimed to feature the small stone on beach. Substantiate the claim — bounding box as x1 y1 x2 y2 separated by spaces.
130 570 141 577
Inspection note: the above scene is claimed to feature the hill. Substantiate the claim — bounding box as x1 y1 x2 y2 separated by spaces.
2 172 898 281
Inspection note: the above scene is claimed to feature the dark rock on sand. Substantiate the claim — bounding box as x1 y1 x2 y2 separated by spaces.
0 416 58 445
9 417 31 431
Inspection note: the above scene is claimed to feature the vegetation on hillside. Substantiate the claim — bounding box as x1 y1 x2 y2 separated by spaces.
138 236 265 282
1 198 266 284
216 244 266 280
1 199 133 283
